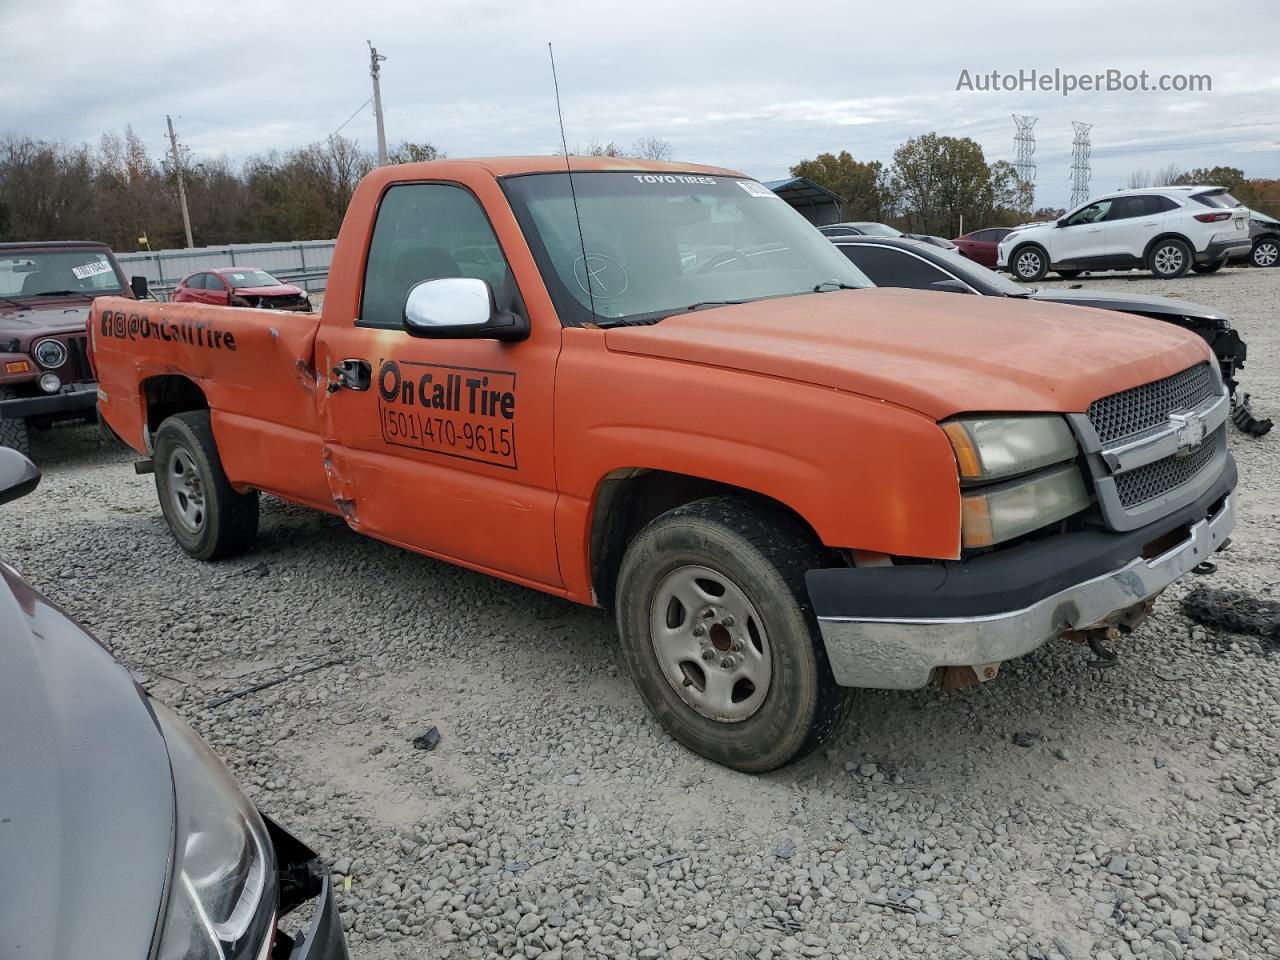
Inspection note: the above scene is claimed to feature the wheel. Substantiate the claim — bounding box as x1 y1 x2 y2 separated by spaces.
153 410 258 560
1252 238 1279 268
1011 245 1049 282
1191 261 1224 274
1055 269 1082 279
0 389 30 455
1149 238 1192 279
614 496 853 772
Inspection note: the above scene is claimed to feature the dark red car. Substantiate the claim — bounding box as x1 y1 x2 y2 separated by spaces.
952 227 1014 268
172 267 311 311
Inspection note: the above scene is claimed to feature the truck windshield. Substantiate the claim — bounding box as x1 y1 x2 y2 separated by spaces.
502 172 871 325
0 250 125 299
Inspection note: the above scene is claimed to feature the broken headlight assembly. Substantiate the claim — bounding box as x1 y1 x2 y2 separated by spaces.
152 700 278 960
943 415 1090 548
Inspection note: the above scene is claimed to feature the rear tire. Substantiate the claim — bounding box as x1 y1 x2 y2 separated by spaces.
0 390 30 456
615 496 853 772
1011 245 1049 282
1149 238 1192 279
153 411 258 560
1251 239 1278 268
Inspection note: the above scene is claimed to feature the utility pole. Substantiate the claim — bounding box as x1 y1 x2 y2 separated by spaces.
368 42 388 165
165 115 194 248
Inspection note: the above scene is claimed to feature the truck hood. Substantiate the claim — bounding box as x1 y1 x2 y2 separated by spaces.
0 300 92 346
0 560 172 960
232 284 304 297
603 289 1211 420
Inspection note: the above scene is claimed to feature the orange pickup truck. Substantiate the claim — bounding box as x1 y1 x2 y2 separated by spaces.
91 157 1237 771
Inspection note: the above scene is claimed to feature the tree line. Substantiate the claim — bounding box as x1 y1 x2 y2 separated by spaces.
791 136 1280 237
0 127 443 252
3 124 1275 252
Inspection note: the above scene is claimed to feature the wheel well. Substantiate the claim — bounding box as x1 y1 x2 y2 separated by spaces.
587 469 829 610
1009 240 1047 264
141 375 207 438
1143 233 1194 262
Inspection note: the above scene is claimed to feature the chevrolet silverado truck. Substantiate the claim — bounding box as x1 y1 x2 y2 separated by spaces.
0 240 145 454
90 158 1238 772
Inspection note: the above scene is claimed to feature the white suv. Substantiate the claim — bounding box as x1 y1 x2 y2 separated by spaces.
997 186 1252 281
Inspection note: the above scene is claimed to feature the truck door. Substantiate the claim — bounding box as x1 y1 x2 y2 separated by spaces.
315 181 563 591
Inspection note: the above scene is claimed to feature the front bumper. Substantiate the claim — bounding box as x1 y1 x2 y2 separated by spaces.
1198 237 1251 264
808 463 1235 689
0 382 97 419
263 816 349 959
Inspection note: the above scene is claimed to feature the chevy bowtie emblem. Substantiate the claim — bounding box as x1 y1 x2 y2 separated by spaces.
1170 410 1208 457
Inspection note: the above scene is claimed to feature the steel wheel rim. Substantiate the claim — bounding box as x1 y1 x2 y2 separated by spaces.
1016 251 1040 278
1255 242 1278 267
167 447 206 534
649 564 771 723
1155 245 1184 274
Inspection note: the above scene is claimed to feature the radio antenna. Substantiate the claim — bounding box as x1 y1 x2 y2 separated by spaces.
548 42 597 322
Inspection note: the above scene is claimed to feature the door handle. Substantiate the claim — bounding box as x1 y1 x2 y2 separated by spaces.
1088 228 1102 233
1143 221 1158 225
329 358 372 393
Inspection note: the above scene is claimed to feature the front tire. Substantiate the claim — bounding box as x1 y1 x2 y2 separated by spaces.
1011 245 1049 282
1252 239 1279 268
1149 238 1192 279
0 390 30 455
615 496 853 772
153 411 258 560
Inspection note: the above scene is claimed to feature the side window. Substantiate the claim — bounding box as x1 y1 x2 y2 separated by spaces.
974 229 1000 242
1106 197 1145 221
838 246 952 289
1065 200 1112 226
194 273 212 289
206 273 226 289
1149 195 1178 214
360 183 514 330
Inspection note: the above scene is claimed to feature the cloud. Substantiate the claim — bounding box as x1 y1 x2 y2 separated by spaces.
3 0 1278 208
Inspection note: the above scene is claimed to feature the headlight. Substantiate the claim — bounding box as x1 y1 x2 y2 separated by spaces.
38 372 61 393
152 701 278 960
960 463 1090 548
943 415 1078 482
32 338 67 369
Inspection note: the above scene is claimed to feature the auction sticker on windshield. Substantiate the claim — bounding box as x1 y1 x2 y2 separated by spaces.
736 180 779 198
377 359 517 469
71 259 113 280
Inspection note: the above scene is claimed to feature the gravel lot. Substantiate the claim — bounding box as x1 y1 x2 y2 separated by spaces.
4 266 1279 960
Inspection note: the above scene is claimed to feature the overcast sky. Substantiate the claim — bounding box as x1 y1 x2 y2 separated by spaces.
6 0 1278 210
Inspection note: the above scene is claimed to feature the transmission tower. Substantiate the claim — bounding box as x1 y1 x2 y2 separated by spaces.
1070 121 1093 208
1012 114 1037 210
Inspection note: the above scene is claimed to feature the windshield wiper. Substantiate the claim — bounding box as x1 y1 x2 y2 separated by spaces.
813 280 861 292
29 289 91 298
685 299 752 311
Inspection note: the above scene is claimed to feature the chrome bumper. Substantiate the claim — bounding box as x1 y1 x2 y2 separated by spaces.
816 495 1235 690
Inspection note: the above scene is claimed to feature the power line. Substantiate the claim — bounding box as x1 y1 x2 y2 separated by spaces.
331 97 373 139
1012 114 1037 208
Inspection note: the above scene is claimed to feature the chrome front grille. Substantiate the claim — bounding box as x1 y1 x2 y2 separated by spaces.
1087 363 1218 444
1114 426 1223 508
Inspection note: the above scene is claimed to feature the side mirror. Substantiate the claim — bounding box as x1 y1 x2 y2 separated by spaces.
1056 218 1068 228
0 448 40 506
402 277 528 342
130 275 149 299
929 278 974 295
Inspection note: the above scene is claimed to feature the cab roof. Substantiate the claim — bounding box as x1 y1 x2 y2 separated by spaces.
384 155 745 179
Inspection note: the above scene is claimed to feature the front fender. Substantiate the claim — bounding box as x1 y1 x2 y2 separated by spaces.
553 329 961 601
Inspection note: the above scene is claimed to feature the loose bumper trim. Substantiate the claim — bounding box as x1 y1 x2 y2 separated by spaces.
288 876 348 960
811 490 1234 690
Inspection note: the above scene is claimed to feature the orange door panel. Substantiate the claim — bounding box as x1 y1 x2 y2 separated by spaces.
314 178 564 590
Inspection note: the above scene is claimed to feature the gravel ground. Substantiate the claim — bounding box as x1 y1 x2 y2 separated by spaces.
4 266 1279 960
